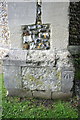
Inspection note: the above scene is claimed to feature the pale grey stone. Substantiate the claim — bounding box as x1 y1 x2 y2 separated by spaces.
8 2 69 50
0 48 9 59
8 89 33 98
61 70 74 92
52 92 72 99
3 65 22 89
33 90 51 99
22 66 59 91
3 49 75 98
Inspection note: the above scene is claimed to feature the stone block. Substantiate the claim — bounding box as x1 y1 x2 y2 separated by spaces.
9 50 27 61
52 92 72 99
8 89 32 98
22 66 59 91
68 46 80 55
33 90 51 99
61 70 74 92
3 65 22 89
3 59 26 66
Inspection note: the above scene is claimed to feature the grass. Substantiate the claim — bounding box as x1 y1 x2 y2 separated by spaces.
1 74 78 119
0 74 2 119
2 97 78 118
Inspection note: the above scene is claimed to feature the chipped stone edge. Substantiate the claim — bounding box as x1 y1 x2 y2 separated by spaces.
7 89 72 99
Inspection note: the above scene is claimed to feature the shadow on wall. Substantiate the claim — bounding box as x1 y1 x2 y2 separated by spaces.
68 2 80 99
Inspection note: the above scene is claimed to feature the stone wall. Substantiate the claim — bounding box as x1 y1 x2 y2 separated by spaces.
0 2 10 60
0 2 10 48
3 49 74 99
69 2 80 45
3 1 75 99
8 2 69 51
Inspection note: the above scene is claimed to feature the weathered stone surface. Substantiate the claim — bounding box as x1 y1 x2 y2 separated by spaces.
8 2 69 50
3 49 74 99
22 66 60 91
56 50 73 70
3 65 22 89
52 92 72 99
2 1 75 99
61 70 74 92
3 59 26 66
8 89 33 98
0 2 10 49
33 90 51 99
4 49 55 62
0 2 10 62
0 48 9 59
7 50 27 61
68 46 80 55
